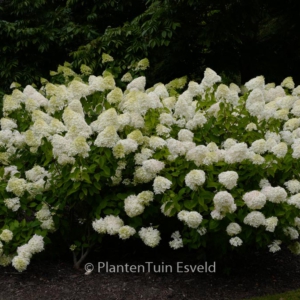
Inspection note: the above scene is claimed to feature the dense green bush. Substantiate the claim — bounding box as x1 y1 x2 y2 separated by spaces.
1 58 300 272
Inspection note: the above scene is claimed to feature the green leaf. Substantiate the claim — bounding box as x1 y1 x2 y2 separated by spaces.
102 166 111 177
82 173 92 184
209 219 219 230
94 181 102 190
94 173 101 181
103 208 113 214
183 200 196 210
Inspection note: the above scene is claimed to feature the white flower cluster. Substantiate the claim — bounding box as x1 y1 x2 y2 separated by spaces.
265 217 278 232
261 186 287 203
218 171 238 190
243 211 266 228
285 180 300 194
35 204 55 231
268 240 282 253
284 227 299 240
12 234 44 272
288 193 300 209
4 197 20 211
169 231 184 250
229 237 243 247
138 227 161 247
118 226 136 240
153 176 172 194
6 177 27 197
226 223 242 236
0 229 13 243
243 191 266 210
92 215 124 235
178 210 203 228
124 191 154 217
211 191 236 220
185 170 206 190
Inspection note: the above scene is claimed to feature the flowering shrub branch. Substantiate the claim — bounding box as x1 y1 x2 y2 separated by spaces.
1 57 300 272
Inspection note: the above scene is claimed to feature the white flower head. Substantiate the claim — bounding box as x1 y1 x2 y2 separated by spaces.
178 129 194 142
268 240 282 253
229 237 243 247
245 123 257 131
271 142 288 158
245 88 265 117
185 170 206 190
201 68 221 88
285 180 300 194
142 159 165 174
28 234 44 254
244 211 266 228
169 231 183 250
213 191 236 215
139 227 161 248
250 139 267 154
284 227 299 240
137 191 154 206
0 229 13 242
4 197 20 211
12 256 30 272
6 177 27 197
149 136 166 150
218 171 238 190
245 76 265 91
226 223 242 236
153 176 172 194
178 211 203 229
243 191 266 210
288 194 300 209
281 77 295 89
124 195 145 217
118 226 136 240
261 186 287 203
265 217 278 232
127 77 146 91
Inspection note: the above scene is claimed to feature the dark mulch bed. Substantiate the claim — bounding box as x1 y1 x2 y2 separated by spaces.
1 240 300 300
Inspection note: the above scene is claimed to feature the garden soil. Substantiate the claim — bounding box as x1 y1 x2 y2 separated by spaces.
1 239 300 300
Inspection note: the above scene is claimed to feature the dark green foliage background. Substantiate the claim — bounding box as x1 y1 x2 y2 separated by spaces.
1 0 300 100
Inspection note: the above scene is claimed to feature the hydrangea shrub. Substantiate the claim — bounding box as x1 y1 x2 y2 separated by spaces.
1 58 300 272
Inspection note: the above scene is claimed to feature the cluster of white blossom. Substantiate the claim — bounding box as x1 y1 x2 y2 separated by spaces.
12 235 44 272
243 211 266 228
169 231 183 249
185 170 206 190
124 191 154 217
0 229 13 243
268 240 282 253
229 237 243 247
211 191 236 220
288 194 300 209
261 186 287 203
92 215 124 235
153 176 172 194
243 191 266 210
138 227 161 247
218 171 238 190
226 223 242 236
178 210 203 228
284 227 299 240
35 204 55 231
265 217 278 232
4 197 20 211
